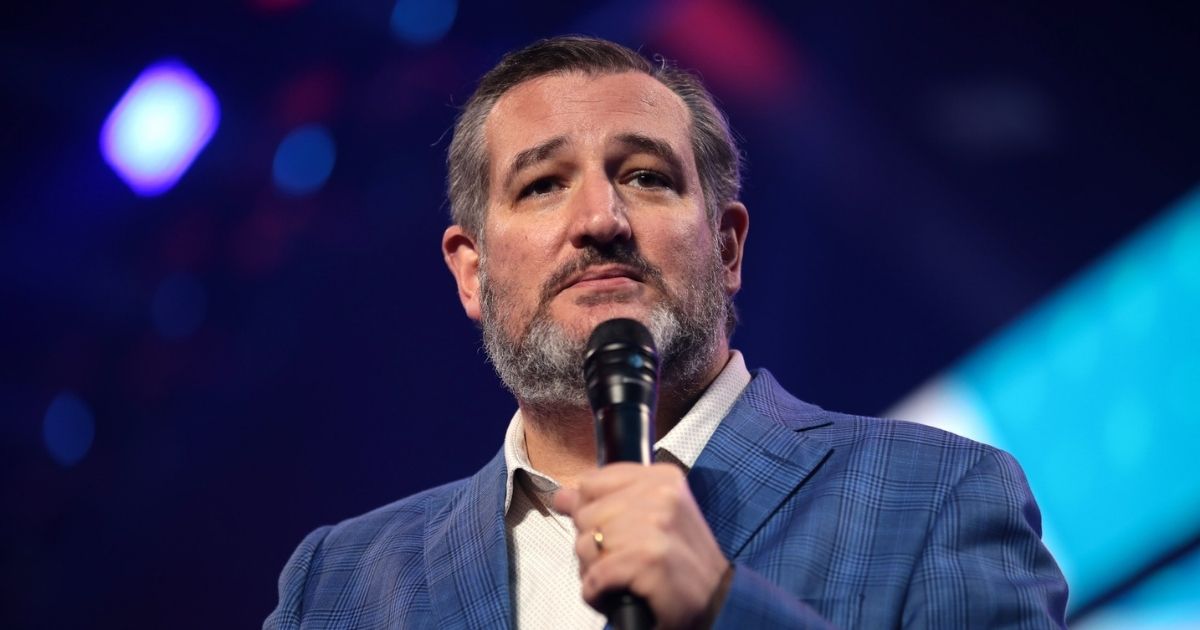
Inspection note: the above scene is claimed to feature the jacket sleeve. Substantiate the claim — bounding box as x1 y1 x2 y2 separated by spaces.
263 525 333 630
713 448 1068 629
903 448 1068 628
712 564 838 629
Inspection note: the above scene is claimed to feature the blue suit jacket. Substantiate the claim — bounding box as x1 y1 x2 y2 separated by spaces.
266 370 1068 628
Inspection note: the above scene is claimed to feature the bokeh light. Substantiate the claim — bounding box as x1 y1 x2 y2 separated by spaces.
100 59 220 196
390 0 456 45
892 185 1200 612
272 124 336 196
151 272 207 339
43 392 96 467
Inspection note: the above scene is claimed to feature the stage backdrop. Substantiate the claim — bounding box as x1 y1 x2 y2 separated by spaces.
3 1 1198 627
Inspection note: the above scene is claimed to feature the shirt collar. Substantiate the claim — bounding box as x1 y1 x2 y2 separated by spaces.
502 350 752 514
654 350 750 470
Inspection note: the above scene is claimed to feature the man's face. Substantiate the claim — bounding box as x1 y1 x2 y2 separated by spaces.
444 71 746 407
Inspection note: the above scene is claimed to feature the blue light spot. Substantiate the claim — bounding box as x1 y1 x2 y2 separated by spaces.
390 0 456 45
151 272 207 339
272 124 336 196
43 392 96 467
100 60 220 196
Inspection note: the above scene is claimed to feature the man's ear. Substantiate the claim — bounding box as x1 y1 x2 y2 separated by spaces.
717 201 749 295
442 224 482 321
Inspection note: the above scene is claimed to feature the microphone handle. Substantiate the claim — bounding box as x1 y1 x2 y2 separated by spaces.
594 402 656 630
602 591 655 630
595 402 652 465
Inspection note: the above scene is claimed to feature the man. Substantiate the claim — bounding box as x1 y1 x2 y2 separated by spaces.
266 36 1068 629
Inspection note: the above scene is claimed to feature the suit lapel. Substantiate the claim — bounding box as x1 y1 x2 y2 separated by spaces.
418 370 826 627
425 449 513 630
688 369 834 559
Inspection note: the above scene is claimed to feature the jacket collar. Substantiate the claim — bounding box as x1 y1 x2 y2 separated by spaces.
687 368 834 559
424 448 513 630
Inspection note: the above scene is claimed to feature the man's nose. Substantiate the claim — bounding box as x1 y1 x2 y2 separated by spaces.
567 173 631 248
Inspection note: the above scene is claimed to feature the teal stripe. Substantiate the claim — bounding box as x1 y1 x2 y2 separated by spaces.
952 184 1200 609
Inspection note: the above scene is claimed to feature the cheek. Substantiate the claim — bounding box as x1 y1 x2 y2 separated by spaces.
652 220 713 269
489 215 560 259
481 223 558 303
486 237 550 286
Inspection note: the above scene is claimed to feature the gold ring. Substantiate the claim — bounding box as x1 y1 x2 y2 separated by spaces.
592 528 605 553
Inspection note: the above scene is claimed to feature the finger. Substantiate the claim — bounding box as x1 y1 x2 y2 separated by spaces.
572 465 690 534
552 486 581 516
579 541 667 609
573 509 666 578
573 525 606 573
576 462 653 502
571 480 666 535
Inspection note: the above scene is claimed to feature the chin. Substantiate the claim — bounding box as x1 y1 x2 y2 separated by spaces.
558 301 653 335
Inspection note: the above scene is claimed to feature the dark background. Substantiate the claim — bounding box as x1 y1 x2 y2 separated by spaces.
3 1 1197 627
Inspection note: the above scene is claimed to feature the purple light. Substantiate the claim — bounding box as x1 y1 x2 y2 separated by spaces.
100 60 220 196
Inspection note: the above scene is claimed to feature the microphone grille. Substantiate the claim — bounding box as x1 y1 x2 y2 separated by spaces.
584 318 657 363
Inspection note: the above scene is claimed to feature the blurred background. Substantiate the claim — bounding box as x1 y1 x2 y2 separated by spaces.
3 0 1198 627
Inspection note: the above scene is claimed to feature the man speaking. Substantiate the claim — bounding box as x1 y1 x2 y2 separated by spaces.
266 36 1068 629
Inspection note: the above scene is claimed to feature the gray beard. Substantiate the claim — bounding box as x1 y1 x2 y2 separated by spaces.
478 240 730 413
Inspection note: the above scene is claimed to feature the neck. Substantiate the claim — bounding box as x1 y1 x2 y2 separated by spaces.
518 343 731 488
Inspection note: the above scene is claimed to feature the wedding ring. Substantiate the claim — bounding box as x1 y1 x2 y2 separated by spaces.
592 528 605 553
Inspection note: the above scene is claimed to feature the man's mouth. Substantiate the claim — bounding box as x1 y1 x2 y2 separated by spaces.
559 265 644 293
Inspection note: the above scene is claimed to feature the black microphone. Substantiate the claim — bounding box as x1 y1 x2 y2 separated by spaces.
583 318 658 630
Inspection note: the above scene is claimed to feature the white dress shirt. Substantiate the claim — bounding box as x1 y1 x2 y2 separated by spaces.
502 351 752 629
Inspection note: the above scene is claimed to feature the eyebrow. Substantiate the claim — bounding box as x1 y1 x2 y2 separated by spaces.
613 133 685 177
503 135 568 190
499 132 686 192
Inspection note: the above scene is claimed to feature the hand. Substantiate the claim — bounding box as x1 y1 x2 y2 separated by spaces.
552 462 732 630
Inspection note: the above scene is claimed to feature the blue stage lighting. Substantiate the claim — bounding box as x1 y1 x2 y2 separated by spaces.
272 124 336 196
390 0 456 45
100 60 220 196
890 184 1200 611
43 392 96 467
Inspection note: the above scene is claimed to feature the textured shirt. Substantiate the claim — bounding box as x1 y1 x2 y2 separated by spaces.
502 351 751 630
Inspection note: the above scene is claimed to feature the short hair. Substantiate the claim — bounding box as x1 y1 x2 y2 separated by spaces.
447 35 742 239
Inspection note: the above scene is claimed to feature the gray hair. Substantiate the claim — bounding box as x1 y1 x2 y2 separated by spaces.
446 35 742 238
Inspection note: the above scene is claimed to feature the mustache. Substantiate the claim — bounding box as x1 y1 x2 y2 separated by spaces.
538 242 667 306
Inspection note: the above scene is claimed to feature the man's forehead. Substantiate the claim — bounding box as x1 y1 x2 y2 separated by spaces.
492 71 677 113
483 71 692 160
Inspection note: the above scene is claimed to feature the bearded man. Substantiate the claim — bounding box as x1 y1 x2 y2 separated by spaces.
266 36 1068 629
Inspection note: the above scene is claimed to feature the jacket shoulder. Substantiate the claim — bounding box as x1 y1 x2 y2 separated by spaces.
315 476 471 559
264 477 477 629
828 410 994 456
751 369 1009 479
807 407 1036 515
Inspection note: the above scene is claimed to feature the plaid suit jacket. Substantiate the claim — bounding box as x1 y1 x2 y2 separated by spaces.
266 369 1068 629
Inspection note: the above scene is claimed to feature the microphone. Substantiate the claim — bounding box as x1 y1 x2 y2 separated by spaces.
583 318 658 630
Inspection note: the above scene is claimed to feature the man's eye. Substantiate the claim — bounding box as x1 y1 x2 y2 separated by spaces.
629 171 672 190
519 178 562 198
